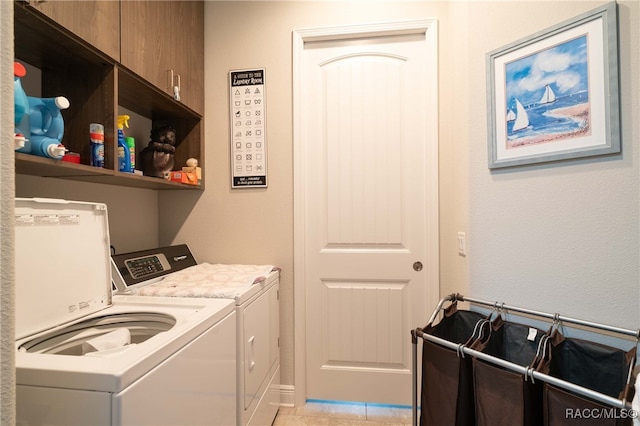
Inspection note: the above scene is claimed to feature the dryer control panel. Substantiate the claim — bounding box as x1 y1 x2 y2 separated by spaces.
111 244 197 292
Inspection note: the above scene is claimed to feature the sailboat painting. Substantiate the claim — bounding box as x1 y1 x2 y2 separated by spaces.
504 35 591 149
488 2 619 169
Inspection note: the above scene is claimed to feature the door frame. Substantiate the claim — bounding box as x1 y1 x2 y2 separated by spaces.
293 19 439 407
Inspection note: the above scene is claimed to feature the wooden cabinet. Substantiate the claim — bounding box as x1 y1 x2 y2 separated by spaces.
13 1 204 190
121 1 204 114
24 0 120 61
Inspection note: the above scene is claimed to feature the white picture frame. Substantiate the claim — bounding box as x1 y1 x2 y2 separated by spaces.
487 2 620 169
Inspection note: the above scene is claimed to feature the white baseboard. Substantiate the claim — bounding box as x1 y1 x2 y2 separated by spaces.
278 384 296 407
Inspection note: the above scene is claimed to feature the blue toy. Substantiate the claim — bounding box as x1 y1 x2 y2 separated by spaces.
14 62 29 151
14 61 70 159
26 96 70 159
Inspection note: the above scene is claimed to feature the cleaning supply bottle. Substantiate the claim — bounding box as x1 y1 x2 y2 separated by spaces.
125 136 135 173
89 123 105 167
117 115 131 173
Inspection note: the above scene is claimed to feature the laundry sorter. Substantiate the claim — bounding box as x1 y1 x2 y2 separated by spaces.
411 293 639 426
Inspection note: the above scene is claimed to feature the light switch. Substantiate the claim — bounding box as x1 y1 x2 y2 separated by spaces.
457 232 466 256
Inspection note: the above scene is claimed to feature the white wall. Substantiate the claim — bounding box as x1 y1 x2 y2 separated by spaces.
465 1 639 330
1 1 15 423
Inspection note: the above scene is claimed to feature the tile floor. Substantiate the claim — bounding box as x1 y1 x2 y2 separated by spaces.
273 401 415 425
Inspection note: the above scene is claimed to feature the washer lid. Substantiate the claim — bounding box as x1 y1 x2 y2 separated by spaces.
15 198 113 340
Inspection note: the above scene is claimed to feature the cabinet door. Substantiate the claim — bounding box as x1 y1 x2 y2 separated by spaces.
180 1 204 114
27 0 120 61
121 1 204 114
243 289 272 410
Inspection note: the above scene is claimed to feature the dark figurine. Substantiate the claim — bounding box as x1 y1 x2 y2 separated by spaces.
140 124 176 178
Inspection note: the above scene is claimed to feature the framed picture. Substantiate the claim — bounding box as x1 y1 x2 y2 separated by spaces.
487 2 620 169
229 68 268 188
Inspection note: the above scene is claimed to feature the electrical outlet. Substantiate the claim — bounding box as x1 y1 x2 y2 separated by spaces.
457 232 466 256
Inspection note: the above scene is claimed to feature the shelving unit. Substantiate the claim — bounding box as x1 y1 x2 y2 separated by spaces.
13 1 204 190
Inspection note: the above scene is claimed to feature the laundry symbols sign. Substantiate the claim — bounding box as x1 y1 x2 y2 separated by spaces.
229 68 267 188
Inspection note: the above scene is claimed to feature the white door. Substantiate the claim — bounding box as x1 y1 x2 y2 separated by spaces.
294 21 439 405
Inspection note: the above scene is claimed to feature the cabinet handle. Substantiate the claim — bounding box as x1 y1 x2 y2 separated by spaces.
173 74 181 101
165 70 181 101
248 335 256 371
166 69 174 93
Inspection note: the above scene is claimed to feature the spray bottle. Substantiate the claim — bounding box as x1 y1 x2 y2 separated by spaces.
117 115 131 173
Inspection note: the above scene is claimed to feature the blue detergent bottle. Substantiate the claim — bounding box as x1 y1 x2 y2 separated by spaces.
117 115 132 173
27 96 70 159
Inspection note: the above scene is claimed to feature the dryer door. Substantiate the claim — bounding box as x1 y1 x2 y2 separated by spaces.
243 289 274 409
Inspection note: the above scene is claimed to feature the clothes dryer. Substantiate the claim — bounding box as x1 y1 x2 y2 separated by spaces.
15 199 236 426
112 246 281 426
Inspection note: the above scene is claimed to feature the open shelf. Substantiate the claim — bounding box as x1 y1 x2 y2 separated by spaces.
13 1 204 191
15 153 202 190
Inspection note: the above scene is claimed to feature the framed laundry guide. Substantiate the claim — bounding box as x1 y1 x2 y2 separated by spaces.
229 68 268 188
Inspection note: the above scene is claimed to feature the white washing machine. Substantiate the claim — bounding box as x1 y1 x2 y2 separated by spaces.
111 246 281 426
15 198 237 426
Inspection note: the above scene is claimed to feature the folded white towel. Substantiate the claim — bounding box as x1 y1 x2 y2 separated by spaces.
134 263 275 298
82 328 131 355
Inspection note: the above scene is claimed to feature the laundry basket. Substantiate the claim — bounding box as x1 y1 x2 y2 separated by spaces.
471 316 546 426
420 301 485 426
537 329 637 426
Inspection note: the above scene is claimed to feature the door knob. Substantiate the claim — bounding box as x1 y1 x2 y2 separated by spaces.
413 261 423 271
